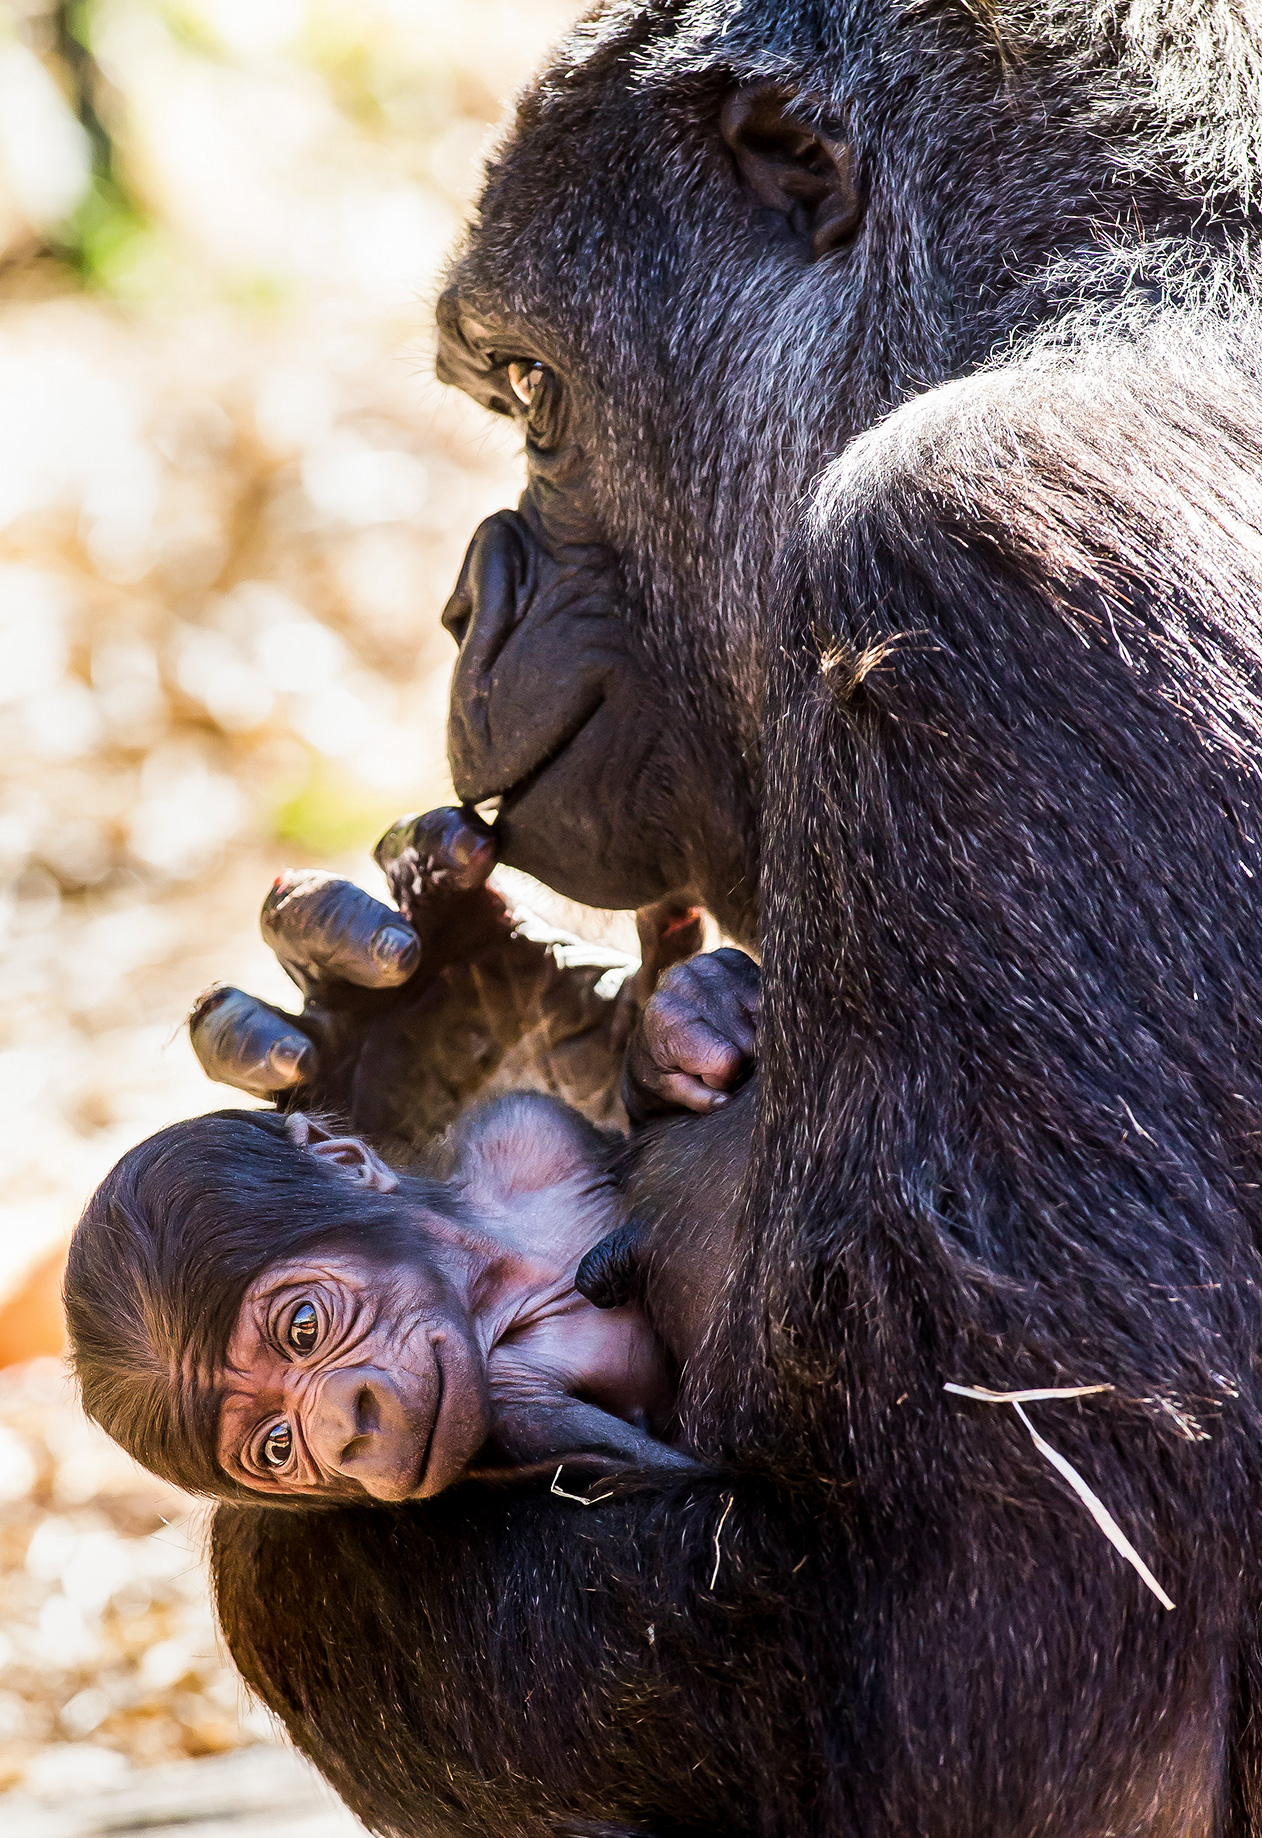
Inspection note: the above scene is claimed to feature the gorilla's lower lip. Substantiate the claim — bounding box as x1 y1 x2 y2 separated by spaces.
462 698 603 814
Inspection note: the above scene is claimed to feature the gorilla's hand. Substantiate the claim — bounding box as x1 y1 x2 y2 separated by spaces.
580 957 757 1314
621 947 760 1125
191 808 706 1154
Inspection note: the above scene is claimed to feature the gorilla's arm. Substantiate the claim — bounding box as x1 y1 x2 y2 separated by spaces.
477 1390 698 1483
734 340 1262 1466
578 950 760 1357
211 1480 804 1838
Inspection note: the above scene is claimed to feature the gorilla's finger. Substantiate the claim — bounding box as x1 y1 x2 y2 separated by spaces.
374 805 497 921
645 964 758 1065
644 1007 750 1089
622 1056 733 1125
575 1220 648 1309
261 872 420 994
673 952 760 1041
702 947 761 1013
647 1070 735 1113
190 986 315 1095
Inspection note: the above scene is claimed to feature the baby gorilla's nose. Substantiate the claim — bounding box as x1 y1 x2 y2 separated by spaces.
309 1365 432 1501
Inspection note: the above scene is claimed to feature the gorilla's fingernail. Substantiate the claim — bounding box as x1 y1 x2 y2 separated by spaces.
190 985 230 1024
371 925 420 980
446 835 495 888
267 1039 314 1084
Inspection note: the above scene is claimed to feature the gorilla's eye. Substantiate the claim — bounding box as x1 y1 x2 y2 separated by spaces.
505 361 564 450
287 1302 318 1355
262 1421 293 1469
508 360 545 406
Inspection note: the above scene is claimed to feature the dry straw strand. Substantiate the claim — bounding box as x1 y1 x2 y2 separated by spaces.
944 1382 1175 1611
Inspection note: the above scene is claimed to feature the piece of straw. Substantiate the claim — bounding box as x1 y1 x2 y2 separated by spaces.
710 1492 734 1590
944 1382 1175 1611
549 1465 613 1507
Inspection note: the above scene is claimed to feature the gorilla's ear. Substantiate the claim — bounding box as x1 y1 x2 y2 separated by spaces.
720 84 863 257
286 1112 399 1193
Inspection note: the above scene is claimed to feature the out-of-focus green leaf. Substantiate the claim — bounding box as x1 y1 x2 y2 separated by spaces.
272 755 401 859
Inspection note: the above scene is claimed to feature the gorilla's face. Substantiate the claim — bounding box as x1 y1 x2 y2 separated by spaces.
437 304 708 915
433 57 869 938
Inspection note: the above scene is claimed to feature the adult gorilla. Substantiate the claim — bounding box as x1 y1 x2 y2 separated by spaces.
200 4 1262 1834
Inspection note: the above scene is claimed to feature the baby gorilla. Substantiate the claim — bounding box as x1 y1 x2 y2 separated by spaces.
65 951 758 1505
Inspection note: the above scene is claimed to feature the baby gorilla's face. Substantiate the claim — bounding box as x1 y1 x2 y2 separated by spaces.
215 1252 490 1501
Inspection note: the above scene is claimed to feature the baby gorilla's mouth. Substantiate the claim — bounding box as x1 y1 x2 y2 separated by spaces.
410 1352 444 1497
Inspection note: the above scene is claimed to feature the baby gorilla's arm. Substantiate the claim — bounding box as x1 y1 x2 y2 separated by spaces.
580 949 759 1316
480 1385 698 1482
621 948 760 1124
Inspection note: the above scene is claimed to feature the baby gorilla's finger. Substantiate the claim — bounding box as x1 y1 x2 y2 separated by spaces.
703 946 761 1012
623 1015 744 1123
373 805 497 923
644 1067 737 1114
648 957 758 1073
190 987 315 1095
261 872 420 995
574 1221 648 1310
624 949 761 1122
679 949 760 1052
647 997 750 1091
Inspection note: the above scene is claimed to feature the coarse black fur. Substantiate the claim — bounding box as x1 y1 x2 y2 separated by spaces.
212 3 1262 1834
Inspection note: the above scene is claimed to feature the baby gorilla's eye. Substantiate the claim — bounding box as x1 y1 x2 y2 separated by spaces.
287 1302 318 1354
262 1421 292 1469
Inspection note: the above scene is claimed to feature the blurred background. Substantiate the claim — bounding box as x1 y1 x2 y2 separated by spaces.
0 0 576 1824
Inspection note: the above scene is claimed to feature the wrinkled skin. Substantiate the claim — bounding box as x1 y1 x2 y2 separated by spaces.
442 509 684 911
216 1250 488 1504
432 299 761 928
621 947 759 1122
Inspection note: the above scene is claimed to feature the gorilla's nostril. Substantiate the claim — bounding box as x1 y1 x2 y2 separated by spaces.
355 1387 381 1435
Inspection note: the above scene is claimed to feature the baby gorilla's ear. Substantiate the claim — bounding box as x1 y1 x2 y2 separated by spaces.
286 1112 399 1193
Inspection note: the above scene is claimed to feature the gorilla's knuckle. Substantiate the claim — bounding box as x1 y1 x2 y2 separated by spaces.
659 1011 704 1059
647 985 695 1032
657 960 700 998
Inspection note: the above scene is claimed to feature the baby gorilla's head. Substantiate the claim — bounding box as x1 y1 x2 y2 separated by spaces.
66 1109 494 1506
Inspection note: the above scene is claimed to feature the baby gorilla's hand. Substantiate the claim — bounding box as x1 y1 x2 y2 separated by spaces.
622 948 759 1125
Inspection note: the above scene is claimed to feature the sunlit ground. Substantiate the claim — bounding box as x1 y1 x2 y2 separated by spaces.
0 0 576 1814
